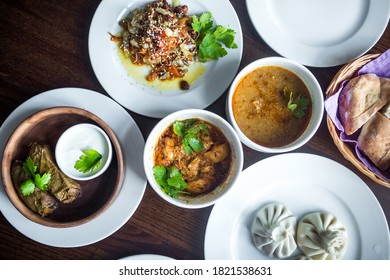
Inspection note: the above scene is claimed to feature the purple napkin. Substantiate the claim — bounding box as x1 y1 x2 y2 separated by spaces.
324 49 390 181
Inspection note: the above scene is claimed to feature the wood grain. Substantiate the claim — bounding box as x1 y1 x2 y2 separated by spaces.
0 0 389 260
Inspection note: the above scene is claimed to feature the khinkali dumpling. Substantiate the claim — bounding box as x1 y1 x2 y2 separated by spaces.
297 212 348 260
251 203 297 258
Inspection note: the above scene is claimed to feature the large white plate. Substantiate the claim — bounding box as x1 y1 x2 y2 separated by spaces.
205 153 390 260
88 0 243 118
0 88 147 248
120 254 174 260
246 0 390 67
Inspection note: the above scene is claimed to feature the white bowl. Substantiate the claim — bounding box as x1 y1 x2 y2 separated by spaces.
55 123 113 181
144 109 243 208
226 57 324 153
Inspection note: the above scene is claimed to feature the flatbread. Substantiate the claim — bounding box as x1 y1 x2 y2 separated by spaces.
339 74 386 135
357 112 390 171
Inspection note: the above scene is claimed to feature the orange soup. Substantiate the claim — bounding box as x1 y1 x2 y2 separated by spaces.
232 66 312 147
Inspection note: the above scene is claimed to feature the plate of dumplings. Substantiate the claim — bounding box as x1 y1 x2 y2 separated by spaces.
204 153 390 260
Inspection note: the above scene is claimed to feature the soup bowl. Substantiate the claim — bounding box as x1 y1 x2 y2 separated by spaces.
144 109 243 208
226 57 324 153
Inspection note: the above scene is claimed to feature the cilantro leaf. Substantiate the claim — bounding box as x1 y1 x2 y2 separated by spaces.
186 123 208 135
74 149 103 173
20 157 52 196
23 157 37 178
20 179 35 196
34 173 51 191
185 133 204 152
153 165 188 198
212 25 238 49
293 97 310 118
182 136 194 154
172 119 209 154
284 86 310 119
192 12 238 62
166 167 187 189
198 33 227 62
287 91 298 111
153 165 170 188
173 121 185 137
192 12 213 36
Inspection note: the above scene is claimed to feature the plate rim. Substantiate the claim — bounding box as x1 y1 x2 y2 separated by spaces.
120 254 174 260
204 152 390 260
88 0 243 118
0 87 147 247
245 0 390 67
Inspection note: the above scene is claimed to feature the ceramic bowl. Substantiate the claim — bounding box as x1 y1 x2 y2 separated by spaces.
55 123 113 181
143 109 243 208
226 57 324 153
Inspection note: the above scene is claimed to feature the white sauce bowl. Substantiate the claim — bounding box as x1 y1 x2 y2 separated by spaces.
55 123 112 181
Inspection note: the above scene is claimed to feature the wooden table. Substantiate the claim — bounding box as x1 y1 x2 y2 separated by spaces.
0 0 389 260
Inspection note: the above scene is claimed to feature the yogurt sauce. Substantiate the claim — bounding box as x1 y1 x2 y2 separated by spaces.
55 123 112 180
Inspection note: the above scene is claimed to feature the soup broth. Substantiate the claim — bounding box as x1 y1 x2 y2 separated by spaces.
232 66 312 147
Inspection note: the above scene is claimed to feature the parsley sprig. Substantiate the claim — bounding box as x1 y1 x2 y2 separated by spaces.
152 119 211 198
191 12 238 62
20 157 51 196
153 165 189 198
74 149 103 173
172 120 209 154
284 86 310 118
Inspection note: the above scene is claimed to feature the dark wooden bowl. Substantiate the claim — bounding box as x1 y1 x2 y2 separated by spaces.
1 106 125 228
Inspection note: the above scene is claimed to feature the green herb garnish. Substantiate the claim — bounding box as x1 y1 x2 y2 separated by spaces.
192 12 238 63
74 149 103 173
20 157 51 196
172 120 209 154
153 165 189 198
284 86 310 118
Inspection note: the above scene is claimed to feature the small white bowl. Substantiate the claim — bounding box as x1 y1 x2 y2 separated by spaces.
144 109 244 209
226 57 324 153
55 123 113 181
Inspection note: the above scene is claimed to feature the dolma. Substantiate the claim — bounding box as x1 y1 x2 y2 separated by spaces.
11 161 58 217
29 142 81 203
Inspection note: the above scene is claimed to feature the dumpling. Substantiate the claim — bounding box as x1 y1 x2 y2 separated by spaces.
297 212 348 260
251 203 297 258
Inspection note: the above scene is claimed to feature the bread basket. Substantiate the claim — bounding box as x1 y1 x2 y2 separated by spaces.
325 53 390 188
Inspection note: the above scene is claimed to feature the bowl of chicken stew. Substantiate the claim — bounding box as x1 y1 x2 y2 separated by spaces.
144 109 243 208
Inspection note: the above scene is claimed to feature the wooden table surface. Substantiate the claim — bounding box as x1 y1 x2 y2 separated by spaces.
0 0 389 260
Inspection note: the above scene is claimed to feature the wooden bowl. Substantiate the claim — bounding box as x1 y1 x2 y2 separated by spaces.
325 53 390 188
1 106 125 227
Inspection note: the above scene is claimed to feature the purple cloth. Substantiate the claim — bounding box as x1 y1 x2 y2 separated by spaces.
324 49 390 180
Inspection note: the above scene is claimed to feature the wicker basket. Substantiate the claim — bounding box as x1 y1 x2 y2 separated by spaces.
325 53 390 188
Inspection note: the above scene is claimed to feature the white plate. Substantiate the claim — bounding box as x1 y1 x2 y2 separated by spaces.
205 153 390 260
246 0 390 67
121 254 174 260
88 0 243 118
0 88 147 247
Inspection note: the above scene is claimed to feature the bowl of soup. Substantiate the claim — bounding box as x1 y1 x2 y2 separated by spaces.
226 57 324 153
143 109 243 208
